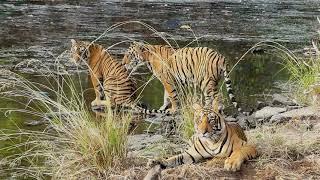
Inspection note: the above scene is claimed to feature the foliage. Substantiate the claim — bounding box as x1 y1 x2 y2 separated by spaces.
0 69 131 179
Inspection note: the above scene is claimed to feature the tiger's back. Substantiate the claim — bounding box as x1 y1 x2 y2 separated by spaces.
137 46 224 85
168 47 225 86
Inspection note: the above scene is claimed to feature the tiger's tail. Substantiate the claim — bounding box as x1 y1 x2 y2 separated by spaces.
223 69 250 116
132 105 171 115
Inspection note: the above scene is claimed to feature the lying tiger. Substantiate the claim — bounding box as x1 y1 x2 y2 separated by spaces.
122 42 248 115
146 103 257 176
70 39 166 114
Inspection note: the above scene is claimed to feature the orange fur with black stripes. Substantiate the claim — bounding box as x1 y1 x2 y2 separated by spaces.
122 43 243 114
147 103 257 172
70 39 165 114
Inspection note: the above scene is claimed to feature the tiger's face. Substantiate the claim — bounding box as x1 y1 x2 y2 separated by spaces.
122 42 145 71
193 103 225 141
70 39 90 64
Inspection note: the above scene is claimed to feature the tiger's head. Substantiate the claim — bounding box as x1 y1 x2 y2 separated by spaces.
193 103 226 141
122 42 146 71
70 39 91 64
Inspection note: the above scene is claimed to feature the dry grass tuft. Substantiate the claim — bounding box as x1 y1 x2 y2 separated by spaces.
0 69 131 179
248 120 320 163
247 119 320 179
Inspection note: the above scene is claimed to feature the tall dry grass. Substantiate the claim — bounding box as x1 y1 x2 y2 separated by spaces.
247 120 320 178
0 67 131 179
281 45 320 105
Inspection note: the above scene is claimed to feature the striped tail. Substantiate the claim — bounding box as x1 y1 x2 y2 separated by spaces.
132 105 171 115
223 70 250 116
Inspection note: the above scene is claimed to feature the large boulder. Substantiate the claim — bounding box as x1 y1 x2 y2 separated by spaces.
272 93 297 106
254 106 287 121
270 106 320 124
127 134 185 158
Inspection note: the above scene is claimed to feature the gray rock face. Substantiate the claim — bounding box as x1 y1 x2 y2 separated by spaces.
254 106 287 120
272 93 297 106
237 115 257 129
127 134 185 158
128 134 163 152
270 106 320 124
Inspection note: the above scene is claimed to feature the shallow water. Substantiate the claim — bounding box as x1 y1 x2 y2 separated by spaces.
0 0 319 177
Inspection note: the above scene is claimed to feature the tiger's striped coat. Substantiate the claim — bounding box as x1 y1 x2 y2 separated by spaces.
70 39 165 114
147 103 257 173
122 43 244 114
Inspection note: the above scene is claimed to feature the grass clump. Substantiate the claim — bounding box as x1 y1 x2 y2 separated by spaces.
180 104 195 139
176 87 200 140
247 121 320 178
0 69 131 179
282 51 320 105
281 19 320 105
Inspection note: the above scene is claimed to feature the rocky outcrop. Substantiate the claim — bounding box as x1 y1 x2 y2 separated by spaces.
254 106 287 121
127 134 185 158
270 106 320 124
272 93 297 106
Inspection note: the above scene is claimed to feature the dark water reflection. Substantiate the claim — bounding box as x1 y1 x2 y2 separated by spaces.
2 0 317 131
2 0 318 130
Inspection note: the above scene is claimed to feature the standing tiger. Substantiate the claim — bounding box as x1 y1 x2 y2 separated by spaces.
70 39 166 114
146 103 257 176
122 42 245 114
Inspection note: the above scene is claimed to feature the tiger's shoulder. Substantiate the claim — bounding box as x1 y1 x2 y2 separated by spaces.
226 121 247 142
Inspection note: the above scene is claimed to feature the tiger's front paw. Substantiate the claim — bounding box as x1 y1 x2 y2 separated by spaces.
91 99 111 108
224 157 243 172
91 98 101 107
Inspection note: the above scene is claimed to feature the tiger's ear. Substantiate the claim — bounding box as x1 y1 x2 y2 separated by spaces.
71 39 77 45
192 103 203 113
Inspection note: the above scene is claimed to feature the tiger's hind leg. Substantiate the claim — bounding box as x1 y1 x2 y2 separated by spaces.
161 79 178 114
224 144 257 172
91 76 105 108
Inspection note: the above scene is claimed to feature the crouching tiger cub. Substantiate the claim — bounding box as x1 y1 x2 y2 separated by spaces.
147 103 257 174
122 43 247 115
70 39 166 114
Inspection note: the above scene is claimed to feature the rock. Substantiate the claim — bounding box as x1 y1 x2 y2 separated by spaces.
225 116 237 122
270 106 320 124
254 106 287 121
128 134 185 158
236 115 256 129
272 93 296 106
127 134 164 158
128 134 163 152
257 101 268 110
